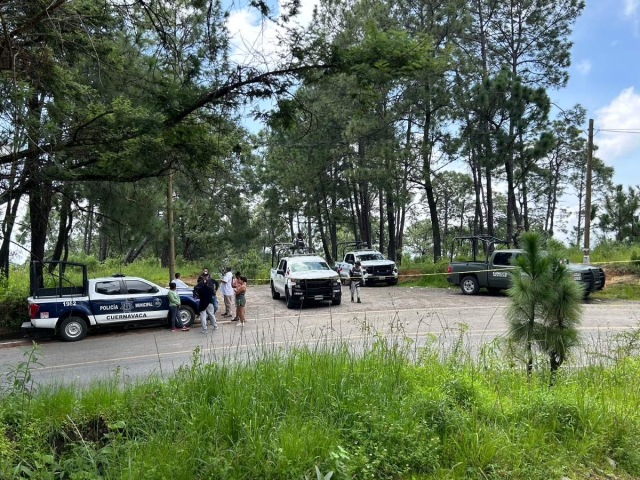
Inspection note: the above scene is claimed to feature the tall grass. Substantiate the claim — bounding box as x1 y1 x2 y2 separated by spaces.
2 327 640 479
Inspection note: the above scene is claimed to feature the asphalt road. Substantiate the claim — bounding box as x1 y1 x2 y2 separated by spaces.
1 285 638 386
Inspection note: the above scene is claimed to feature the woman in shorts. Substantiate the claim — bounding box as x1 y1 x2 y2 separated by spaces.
234 276 247 326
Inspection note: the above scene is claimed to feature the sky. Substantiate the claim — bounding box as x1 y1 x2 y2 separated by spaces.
556 0 640 187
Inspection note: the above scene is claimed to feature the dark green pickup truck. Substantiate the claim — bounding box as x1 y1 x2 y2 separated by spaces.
446 235 606 296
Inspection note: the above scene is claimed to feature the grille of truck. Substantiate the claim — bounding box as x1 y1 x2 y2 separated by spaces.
372 266 393 276
299 279 333 296
593 268 605 288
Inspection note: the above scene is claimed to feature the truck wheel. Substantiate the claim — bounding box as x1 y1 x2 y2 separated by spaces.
271 282 281 300
285 288 299 309
460 276 480 295
331 295 341 306
178 306 196 327
59 316 88 342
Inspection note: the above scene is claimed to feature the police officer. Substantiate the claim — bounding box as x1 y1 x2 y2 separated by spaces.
349 260 363 303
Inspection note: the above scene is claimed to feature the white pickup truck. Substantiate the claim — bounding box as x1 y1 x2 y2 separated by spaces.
334 242 398 286
269 243 342 309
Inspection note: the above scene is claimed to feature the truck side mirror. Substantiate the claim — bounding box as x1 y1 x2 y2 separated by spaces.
276 269 284 276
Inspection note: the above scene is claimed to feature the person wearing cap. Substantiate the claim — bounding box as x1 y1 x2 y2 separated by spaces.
349 260 363 303
194 271 218 333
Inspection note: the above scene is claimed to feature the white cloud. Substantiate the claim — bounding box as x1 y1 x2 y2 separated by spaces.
576 59 592 75
624 0 639 17
624 0 640 34
594 87 640 161
226 0 320 67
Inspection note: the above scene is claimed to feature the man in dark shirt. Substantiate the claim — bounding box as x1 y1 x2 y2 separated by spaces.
194 272 218 333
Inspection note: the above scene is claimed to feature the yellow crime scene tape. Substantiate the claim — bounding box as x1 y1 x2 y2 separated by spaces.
243 259 635 283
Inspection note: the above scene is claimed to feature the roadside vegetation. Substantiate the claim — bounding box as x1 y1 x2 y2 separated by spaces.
2 327 640 479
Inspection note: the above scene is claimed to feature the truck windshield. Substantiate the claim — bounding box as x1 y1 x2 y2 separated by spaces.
290 261 331 272
357 253 384 261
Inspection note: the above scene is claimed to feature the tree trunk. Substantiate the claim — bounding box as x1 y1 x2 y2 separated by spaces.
471 152 484 235
0 192 21 279
386 187 396 262
84 202 94 255
167 168 175 281
521 175 529 231
48 192 73 273
29 181 53 282
485 165 494 237
125 236 150 264
99 226 108 262
378 189 385 254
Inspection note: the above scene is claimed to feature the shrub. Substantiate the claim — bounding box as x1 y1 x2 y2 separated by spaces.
0 286 28 331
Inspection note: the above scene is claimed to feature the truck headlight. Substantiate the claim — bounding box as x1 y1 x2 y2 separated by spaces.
572 273 582 280
333 280 341 286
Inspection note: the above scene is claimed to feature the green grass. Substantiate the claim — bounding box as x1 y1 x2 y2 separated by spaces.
398 258 450 288
592 282 640 300
2 334 640 479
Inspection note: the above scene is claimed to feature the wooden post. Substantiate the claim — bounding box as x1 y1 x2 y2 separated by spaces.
582 119 594 263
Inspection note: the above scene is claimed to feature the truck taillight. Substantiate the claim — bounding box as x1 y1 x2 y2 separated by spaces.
447 266 452 273
29 303 40 319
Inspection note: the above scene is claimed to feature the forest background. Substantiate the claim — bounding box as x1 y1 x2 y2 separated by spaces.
1 0 640 301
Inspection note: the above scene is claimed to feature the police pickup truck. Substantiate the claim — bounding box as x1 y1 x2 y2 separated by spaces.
334 241 398 286
269 243 342 309
446 235 605 296
24 261 199 341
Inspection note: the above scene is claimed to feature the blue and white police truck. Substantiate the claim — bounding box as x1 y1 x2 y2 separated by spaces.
24 261 199 342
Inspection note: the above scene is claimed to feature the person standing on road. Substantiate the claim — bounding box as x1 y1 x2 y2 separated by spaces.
168 282 188 331
194 272 218 333
173 273 189 288
220 266 234 318
349 260 363 303
231 271 241 322
234 276 247 326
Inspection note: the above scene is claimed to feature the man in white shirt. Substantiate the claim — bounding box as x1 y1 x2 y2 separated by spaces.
219 267 234 317
173 273 189 288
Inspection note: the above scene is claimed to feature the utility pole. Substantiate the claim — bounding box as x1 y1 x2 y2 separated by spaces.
582 119 594 263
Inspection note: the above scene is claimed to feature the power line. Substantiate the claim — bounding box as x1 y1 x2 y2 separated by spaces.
597 129 640 134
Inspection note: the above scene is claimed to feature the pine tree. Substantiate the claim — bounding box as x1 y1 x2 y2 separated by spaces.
506 232 583 381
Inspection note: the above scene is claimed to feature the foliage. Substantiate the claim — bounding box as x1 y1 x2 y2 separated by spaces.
505 233 583 377
2 334 640 478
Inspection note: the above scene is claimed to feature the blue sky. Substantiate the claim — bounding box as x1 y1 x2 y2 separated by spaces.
551 0 640 187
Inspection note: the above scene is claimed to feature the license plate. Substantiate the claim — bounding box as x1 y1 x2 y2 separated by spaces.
314 295 324 300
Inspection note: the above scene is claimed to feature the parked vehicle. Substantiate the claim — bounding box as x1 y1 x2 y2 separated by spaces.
334 241 398 286
446 235 606 296
270 243 342 309
24 261 199 341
